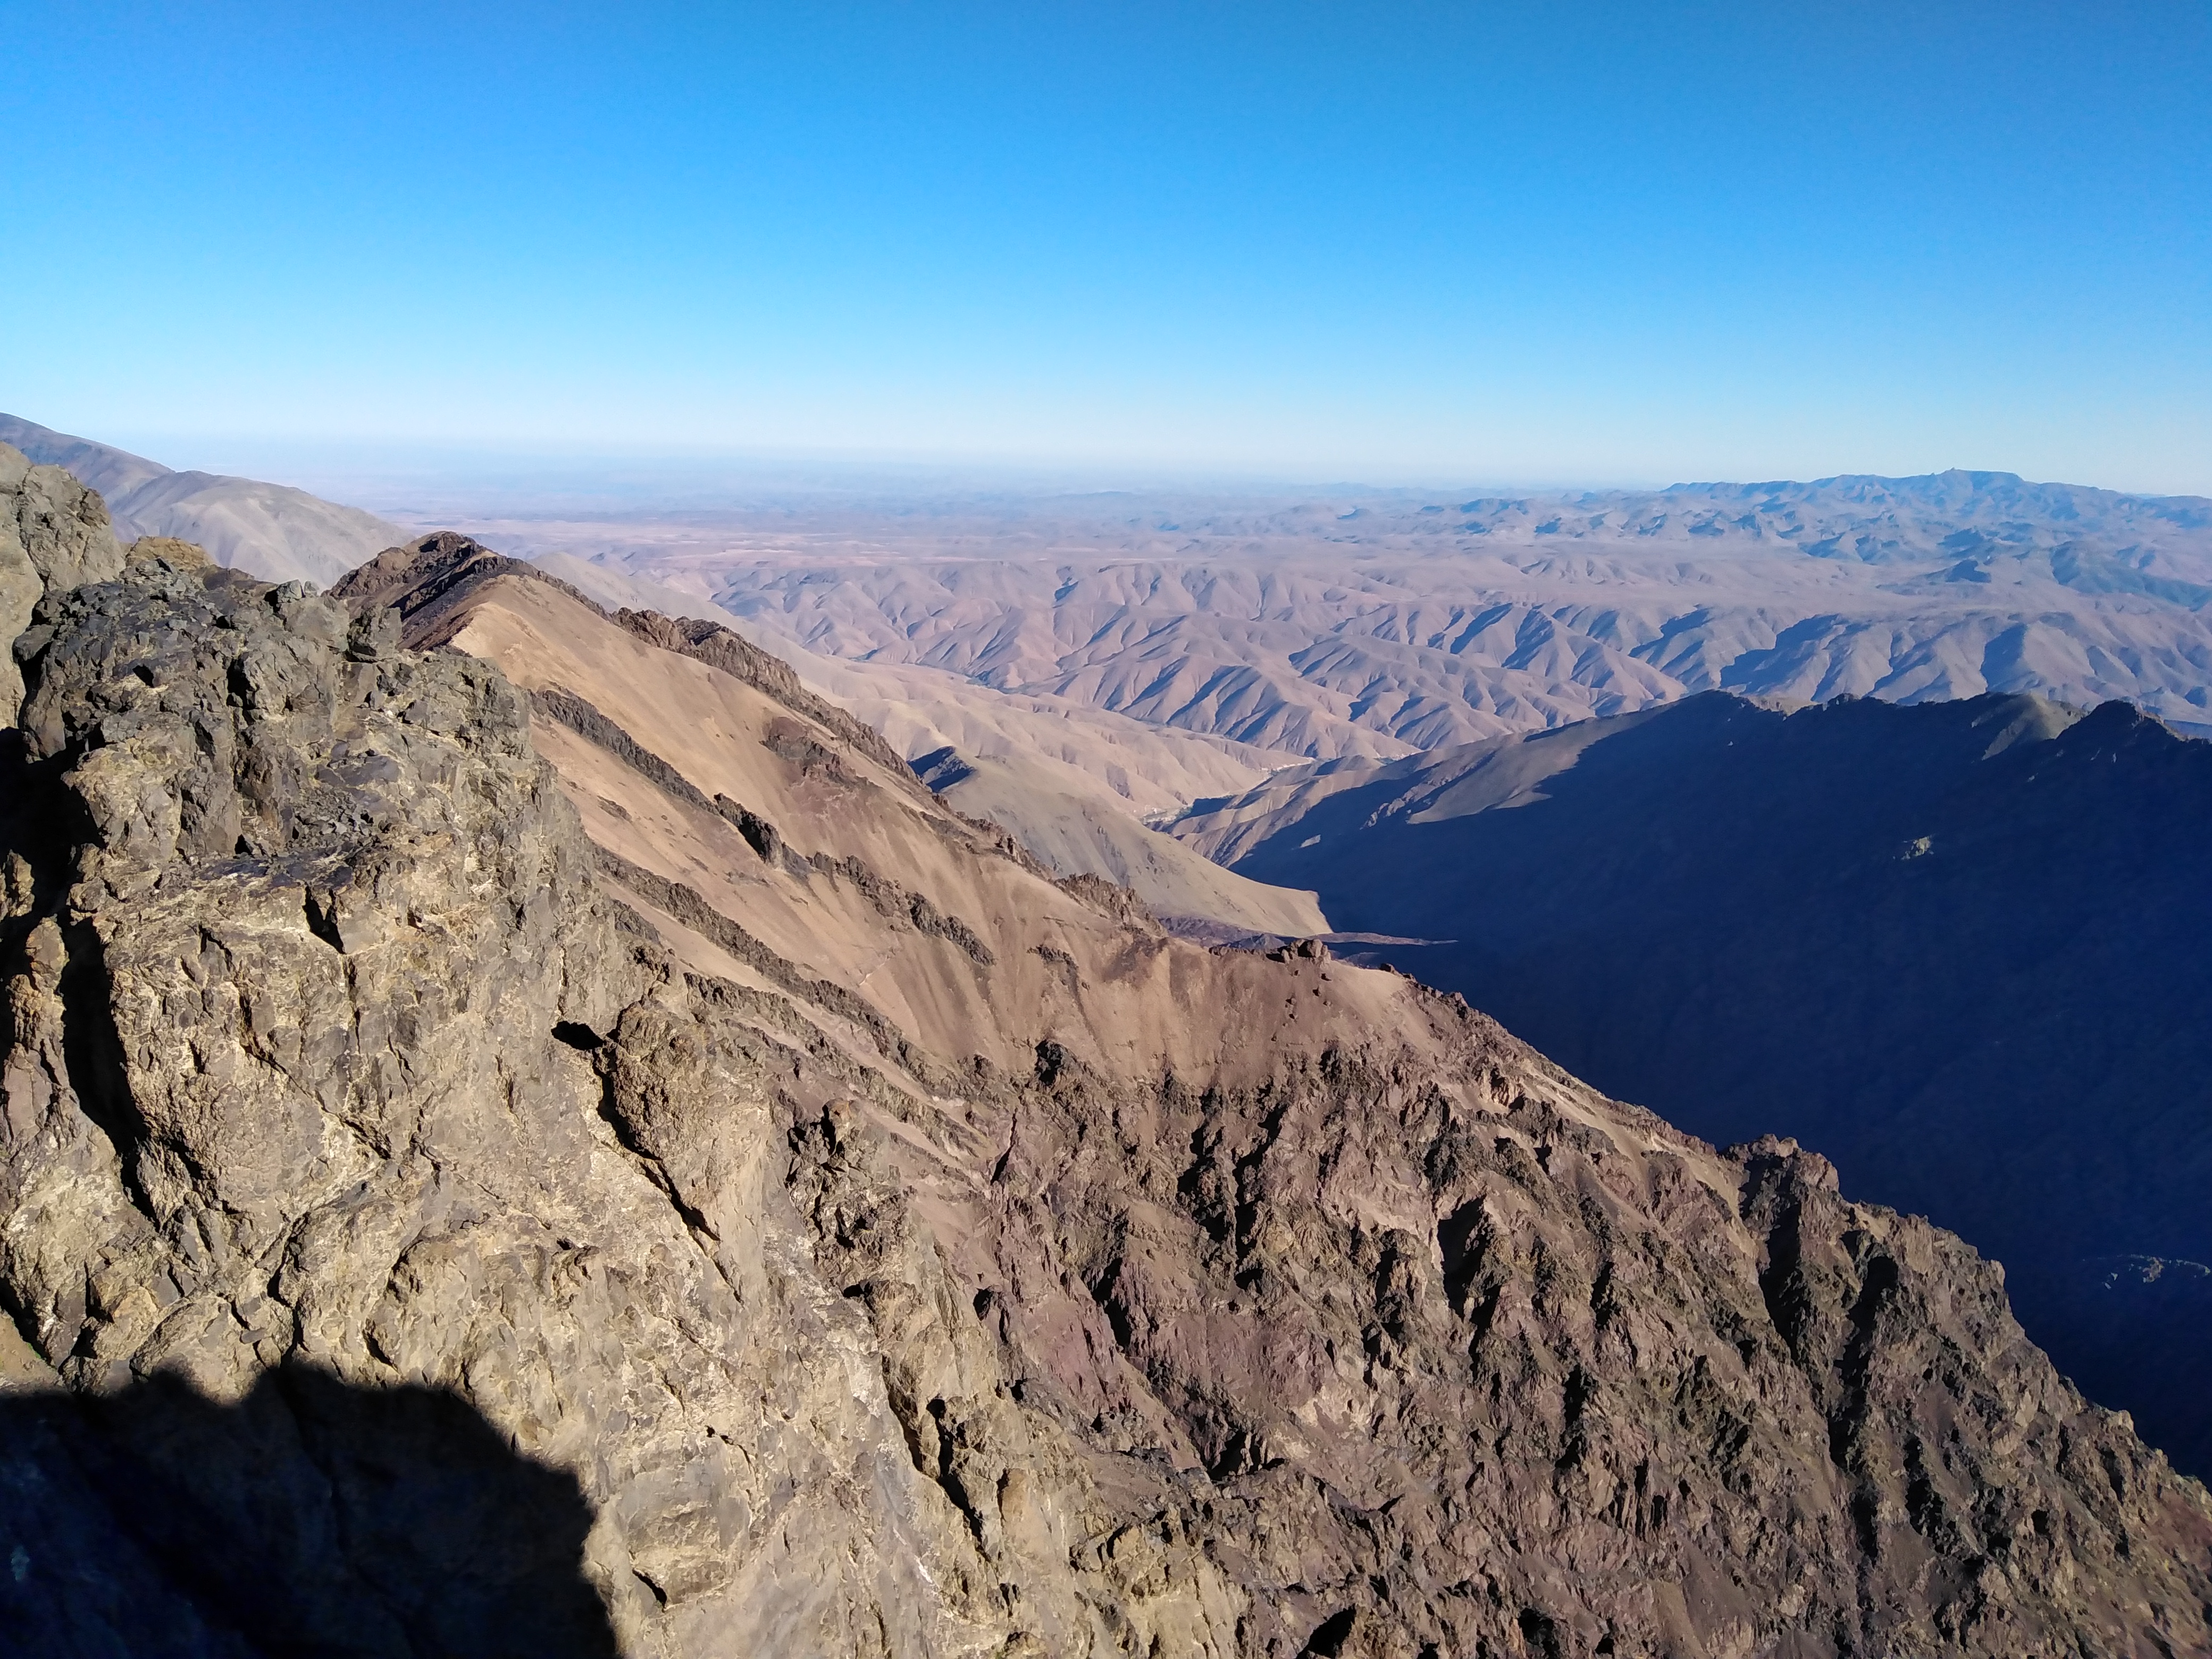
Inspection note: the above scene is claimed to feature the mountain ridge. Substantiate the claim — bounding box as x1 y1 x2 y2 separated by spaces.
0 413 410 585
1166 688 2212 1479
7 447 2209 1654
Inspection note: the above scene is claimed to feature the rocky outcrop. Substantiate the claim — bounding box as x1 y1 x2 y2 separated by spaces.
1172 688 2212 1478
3 524 2210 1656
0 443 125 723
0 525 1242 1655
965 1061 2212 1656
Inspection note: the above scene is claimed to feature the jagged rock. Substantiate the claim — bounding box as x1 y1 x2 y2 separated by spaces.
3 529 2210 1657
1174 687 2212 1476
0 559 1011 1652
1 441 125 723
124 536 214 570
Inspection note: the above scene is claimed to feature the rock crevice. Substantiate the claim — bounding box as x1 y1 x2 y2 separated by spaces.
3 458 2208 1657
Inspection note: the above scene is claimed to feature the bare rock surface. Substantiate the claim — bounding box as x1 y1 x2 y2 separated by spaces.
1168 689 2212 1481
0 442 126 723
3 515 2210 1656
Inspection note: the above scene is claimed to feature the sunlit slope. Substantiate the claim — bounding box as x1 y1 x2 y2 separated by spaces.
533 546 1288 817
908 746 1326 937
404 560 1403 1086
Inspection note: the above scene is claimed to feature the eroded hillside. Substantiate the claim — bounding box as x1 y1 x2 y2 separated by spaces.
5 474 2210 1657
523 470 2212 758
1168 690 2212 1481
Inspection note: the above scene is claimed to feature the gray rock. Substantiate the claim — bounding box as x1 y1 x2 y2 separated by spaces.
0 442 124 723
1 528 2208 1657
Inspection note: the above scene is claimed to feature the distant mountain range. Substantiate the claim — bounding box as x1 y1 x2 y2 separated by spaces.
12 440 2212 1653
0 413 408 584
1167 689 2212 1477
639 469 2212 755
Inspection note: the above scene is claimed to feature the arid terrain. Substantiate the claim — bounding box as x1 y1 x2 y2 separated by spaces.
1165 690 2212 1480
396 471 2212 758
12 0 2205 1649
9 446 2211 1655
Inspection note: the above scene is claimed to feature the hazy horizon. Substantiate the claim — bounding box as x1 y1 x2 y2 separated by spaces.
7 3 2209 494
35 421 2212 524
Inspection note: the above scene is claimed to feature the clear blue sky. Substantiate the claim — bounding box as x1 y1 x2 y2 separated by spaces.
3 2 2208 490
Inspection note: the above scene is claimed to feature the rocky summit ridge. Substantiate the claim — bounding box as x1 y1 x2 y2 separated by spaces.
3 448 2210 1657
1164 688 2212 1481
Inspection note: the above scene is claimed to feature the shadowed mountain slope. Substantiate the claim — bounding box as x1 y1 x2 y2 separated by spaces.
1170 690 2212 1478
5 478 2209 1657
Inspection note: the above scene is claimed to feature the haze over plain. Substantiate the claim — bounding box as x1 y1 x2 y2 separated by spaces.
5 2 2208 491
10 4 2212 1647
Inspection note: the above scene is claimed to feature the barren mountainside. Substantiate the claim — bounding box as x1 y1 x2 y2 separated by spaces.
524 545 1315 935
563 469 2212 760
5 456 2211 1657
902 745 1327 939
530 546 1292 820
1168 691 2212 1482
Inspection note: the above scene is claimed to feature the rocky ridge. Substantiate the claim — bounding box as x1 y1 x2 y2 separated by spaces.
4 459 2210 1657
1166 689 2212 1479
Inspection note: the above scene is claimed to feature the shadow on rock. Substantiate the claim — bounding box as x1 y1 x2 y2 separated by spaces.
2028 1254 2212 1479
0 1364 617 1658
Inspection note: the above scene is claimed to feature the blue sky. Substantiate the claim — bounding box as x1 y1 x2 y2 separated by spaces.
3 2 2208 490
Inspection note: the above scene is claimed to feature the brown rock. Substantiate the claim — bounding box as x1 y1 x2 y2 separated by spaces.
1 530 2208 1657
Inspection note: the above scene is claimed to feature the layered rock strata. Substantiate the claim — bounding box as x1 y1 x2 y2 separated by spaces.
2 482 2208 1656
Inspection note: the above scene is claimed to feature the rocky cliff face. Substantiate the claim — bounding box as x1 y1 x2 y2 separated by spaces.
4 473 2209 1657
0 446 127 723
1168 689 2212 1480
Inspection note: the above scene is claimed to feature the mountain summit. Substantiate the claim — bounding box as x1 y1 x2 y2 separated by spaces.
4 450 2210 1655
